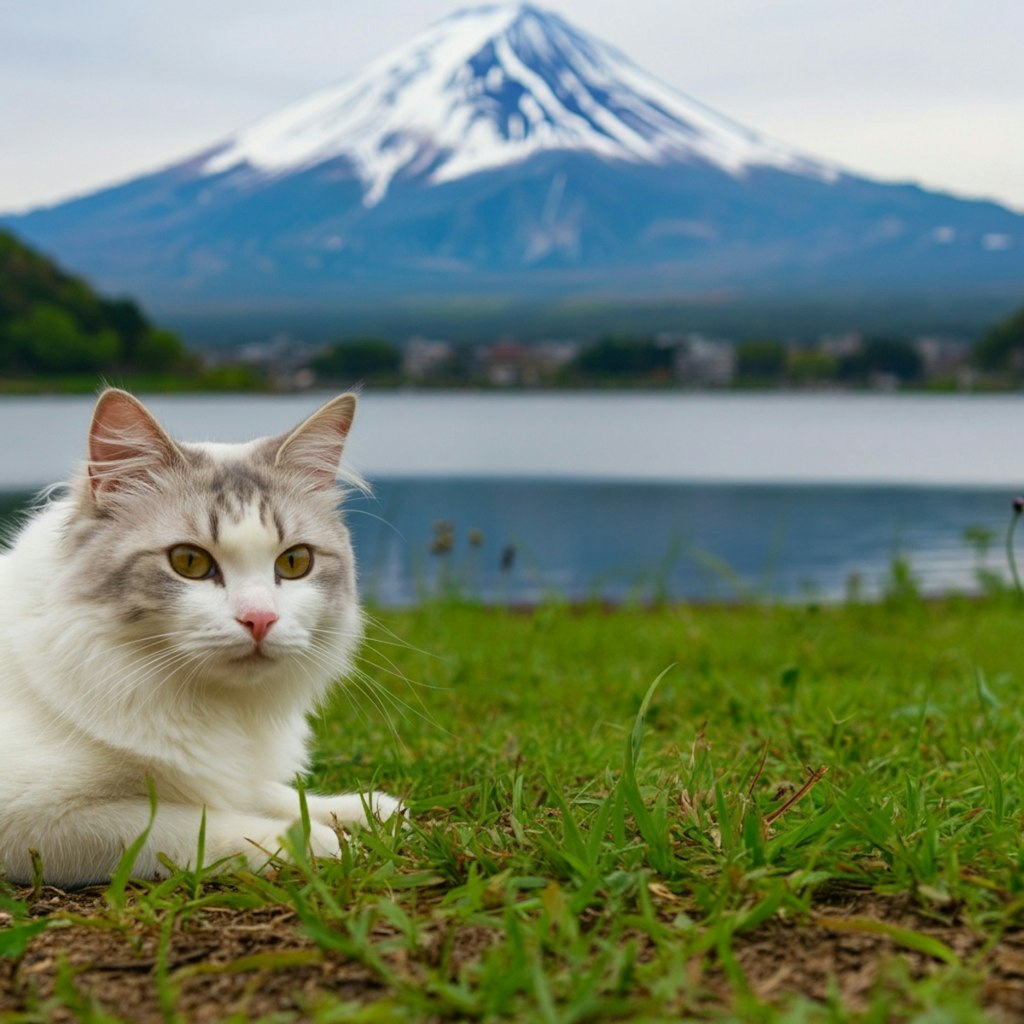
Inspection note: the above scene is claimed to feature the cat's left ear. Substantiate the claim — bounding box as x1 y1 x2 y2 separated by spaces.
273 393 357 489
87 388 182 502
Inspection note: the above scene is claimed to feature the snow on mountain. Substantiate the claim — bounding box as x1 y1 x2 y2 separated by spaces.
4 1 1021 321
202 3 837 207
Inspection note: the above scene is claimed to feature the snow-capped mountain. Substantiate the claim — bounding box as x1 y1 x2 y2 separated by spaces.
202 4 835 207
3 3 1022 324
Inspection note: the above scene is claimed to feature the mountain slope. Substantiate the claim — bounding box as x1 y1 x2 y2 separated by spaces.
3 3 1022 320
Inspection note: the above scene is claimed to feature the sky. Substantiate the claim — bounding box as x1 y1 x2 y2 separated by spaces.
1 0 1021 214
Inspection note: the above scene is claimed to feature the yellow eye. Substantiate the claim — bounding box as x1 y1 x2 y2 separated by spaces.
275 544 312 580
168 544 217 580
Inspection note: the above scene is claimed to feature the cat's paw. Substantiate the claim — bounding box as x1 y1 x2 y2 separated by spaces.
238 819 343 866
302 820 346 860
365 791 406 825
312 790 406 829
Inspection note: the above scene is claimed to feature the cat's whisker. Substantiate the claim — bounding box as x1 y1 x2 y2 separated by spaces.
357 613 445 662
300 642 385 705
327 644 450 738
343 671 406 750
171 650 220 714
70 648 205 727
68 631 190 672
355 643 450 695
340 675 392 740
356 636 449 679
62 633 208 707
346 634 450 724
308 622 449 733
296 651 384 741
71 647 194 711
315 622 449 688
341 506 406 540
49 647 206 755
353 656 447 737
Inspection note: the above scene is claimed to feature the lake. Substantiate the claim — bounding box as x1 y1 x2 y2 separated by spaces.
1 391 1022 603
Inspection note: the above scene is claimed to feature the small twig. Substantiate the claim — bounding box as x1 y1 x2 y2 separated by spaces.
1006 497 1024 598
747 743 770 800
764 765 828 827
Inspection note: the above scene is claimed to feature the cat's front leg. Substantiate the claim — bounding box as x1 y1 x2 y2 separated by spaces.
263 782 405 830
2 800 342 888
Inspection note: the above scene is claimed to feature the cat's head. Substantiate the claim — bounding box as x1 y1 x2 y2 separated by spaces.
67 389 363 690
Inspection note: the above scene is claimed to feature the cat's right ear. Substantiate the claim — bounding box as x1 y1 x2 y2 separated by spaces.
87 389 181 502
273 393 358 490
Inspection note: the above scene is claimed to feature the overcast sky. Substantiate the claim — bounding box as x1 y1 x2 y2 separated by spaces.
2 0 1021 213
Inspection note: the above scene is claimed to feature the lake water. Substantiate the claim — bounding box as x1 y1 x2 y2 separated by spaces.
1 392 1022 603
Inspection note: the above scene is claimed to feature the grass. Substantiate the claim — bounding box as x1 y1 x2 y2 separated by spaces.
4 591 1024 1021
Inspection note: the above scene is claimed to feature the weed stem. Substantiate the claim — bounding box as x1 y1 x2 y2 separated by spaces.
1006 497 1024 598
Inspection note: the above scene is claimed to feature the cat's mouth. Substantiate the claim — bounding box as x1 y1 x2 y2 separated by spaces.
230 647 275 665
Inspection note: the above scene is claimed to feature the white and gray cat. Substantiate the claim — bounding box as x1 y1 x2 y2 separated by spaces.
0 388 401 888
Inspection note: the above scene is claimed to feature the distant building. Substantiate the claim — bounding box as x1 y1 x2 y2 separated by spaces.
674 334 736 387
235 333 317 368
230 333 321 389
480 339 581 386
818 332 864 359
403 336 454 378
481 341 527 386
913 335 969 381
534 339 581 374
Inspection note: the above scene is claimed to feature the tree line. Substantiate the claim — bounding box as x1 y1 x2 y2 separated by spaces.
0 230 194 376
308 300 1024 389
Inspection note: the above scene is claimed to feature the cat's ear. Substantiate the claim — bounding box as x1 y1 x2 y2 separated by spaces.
87 388 181 501
273 393 357 489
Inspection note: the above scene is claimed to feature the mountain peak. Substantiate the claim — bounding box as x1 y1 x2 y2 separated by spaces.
201 2 836 207
11 2 1019 318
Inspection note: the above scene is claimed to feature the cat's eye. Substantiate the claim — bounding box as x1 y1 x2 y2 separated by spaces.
168 544 217 580
275 544 312 580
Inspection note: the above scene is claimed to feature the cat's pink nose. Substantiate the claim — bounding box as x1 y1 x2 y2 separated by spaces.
237 610 278 644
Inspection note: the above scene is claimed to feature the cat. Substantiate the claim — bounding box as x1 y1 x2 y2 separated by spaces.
0 388 401 888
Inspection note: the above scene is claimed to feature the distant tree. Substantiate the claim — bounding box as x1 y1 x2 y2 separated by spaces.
7 304 121 373
0 327 17 372
786 348 839 385
0 230 73 320
0 230 197 380
972 304 1024 373
573 335 673 379
313 338 402 380
135 328 190 372
735 339 786 383
54 278 104 332
99 298 151 359
839 336 922 384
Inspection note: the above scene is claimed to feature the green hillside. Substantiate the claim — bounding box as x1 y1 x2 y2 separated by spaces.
0 229 193 379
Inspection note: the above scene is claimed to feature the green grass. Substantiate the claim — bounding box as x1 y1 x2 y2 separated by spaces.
5 592 1024 1020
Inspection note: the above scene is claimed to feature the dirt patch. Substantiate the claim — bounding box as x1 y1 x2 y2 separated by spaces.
1 891 385 1022
2 886 1023 1020
723 890 1024 1022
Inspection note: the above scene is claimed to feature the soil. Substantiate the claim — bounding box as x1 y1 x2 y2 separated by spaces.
1 886 1021 1021
719 890 1024 1022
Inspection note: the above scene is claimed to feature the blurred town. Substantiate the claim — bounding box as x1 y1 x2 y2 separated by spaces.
237 321 1018 393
